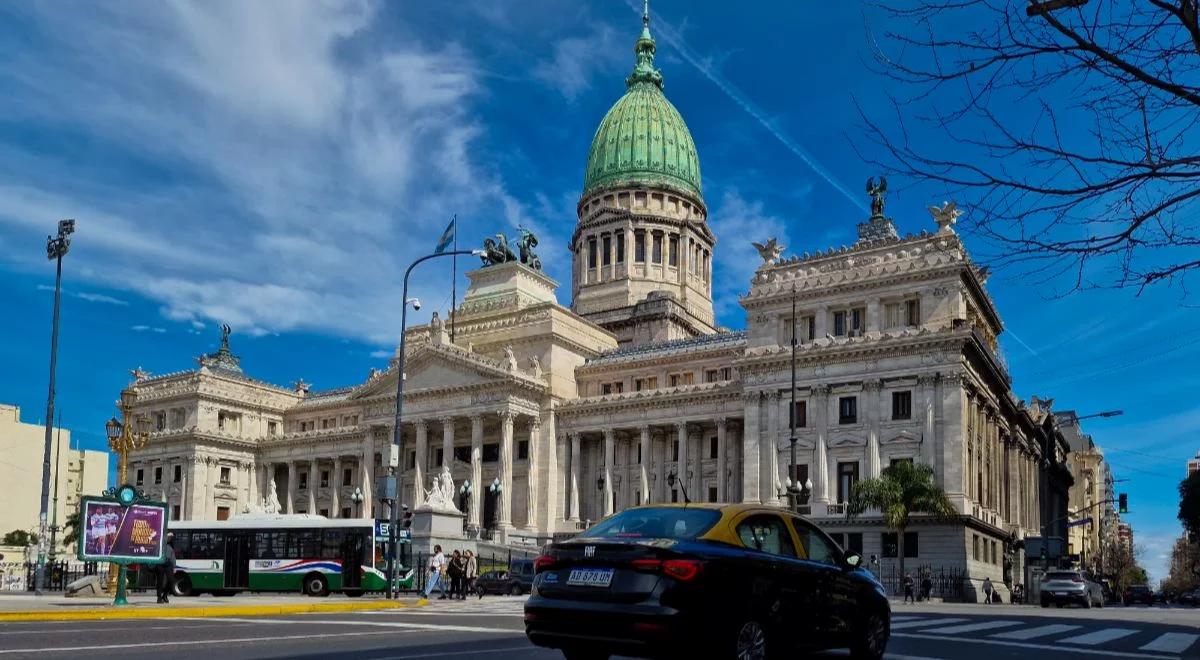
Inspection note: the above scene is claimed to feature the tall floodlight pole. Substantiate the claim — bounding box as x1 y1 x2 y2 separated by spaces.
50 413 63 561
37 219 74 596
386 247 483 600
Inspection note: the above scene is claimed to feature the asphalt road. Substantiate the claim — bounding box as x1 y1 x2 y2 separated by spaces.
1 597 1196 660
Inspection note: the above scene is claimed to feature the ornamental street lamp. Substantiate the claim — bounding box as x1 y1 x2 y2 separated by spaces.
386 247 484 601
786 285 803 514
351 487 364 518
36 219 74 596
103 389 151 594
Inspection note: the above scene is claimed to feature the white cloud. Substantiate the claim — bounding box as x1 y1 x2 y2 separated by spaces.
369 349 394 359
709 189 790 322
131 325 166 334
34 284 129 306
533 25 624 101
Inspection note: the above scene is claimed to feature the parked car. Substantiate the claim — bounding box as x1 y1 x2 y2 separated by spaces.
1040 570 1104 608
525 503 891 660
476 567 530 596
1123 584 1155 606
510 559 536 593
1177 588 1200 606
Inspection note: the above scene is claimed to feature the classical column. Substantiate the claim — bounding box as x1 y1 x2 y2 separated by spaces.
568 432 581 521
470 414 484 529
526 418 540 529
602 429 615 516
181 460 191 519
814 386 830 504
414 419 428 507
246 461 257 508
360 436 374 519
715 419 727 503
689 425 703 503
441 417 455 469
921 374 938 467
675 422 689 502
864 380 882 479
638 426 650 505
286 461 296 514
206 457 218 519
331 457 341 517
498 411 514 529
543 408 558 530
741 393 761 503
763 391 780 504
308 458 318 514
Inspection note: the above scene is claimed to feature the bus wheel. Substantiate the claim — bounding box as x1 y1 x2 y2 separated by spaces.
303 573 330 597
173 573 194 597
344 589 364 598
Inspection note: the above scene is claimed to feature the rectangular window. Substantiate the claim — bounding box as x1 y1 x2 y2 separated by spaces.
708 486 718 502
973 534 980 561
154 467 163 485
634 232 645 262
671 489 679 503
882 532 918 558
483 443 500 462
647 376 658 389
672 440 679 461
299 472 308 489
846 532 864 554
172 505 180 521
319 508 329 517
892 391 912 420
802 316 815 341
616 231 625 263
851 308 863 334
518 440 529 460
884 302 902 329
435 448 444 466
602 235 612 266
652 234 663 263
343 467 353 486
833 311 847 336
612 381 623 394
217 506 230 521
320 470 329 488
992 540 998 565
668 236 678 266
601 383 612 395
454 446 471 463
792 464 809 490
839 396 857 424
321 419 330 430
906 298 920 326
705 369 719 383
789 400 807 428
634 378 646 392
588 239 597 268
219 466 231 485
341 506 352 518
136 469 144 486
837 461 859 503
268 421 278 436
155 412 166 431
709 437 719 459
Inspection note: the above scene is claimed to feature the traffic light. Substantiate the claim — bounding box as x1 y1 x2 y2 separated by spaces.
1118 493 1128 514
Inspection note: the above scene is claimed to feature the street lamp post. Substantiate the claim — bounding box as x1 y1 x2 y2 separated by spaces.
386 247 484 600
787 286 801 513
103 388 150 594
351 487 364 518
36 219 74 595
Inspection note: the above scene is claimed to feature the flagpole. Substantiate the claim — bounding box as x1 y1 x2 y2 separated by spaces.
450 215 457 343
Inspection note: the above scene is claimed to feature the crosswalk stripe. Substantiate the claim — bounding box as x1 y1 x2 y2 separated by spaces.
991 624 1081 640
1139 632 1199 654
889 616 920 622
889 618 966 630
919 621 1022 635
1057 628 1138 646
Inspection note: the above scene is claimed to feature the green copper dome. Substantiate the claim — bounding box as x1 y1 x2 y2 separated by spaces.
581 3 703 203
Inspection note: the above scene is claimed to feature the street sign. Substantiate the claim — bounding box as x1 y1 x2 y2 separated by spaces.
1067 517 1093 528
374 520 411 540
376 475 398 501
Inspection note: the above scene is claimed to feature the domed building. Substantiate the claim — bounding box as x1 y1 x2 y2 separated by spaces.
571 5 716 345
121 2 1074 604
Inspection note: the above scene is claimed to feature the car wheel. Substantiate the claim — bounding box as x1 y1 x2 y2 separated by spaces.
476 585 486 598
510 583 523 596
172 573 194 597
731 619 768 660
851 610 889 660
303 573 330 597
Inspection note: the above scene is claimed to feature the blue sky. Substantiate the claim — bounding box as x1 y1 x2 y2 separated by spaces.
0 1 1196 582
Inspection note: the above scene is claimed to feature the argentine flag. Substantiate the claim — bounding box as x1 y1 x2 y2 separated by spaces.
434 218 455 254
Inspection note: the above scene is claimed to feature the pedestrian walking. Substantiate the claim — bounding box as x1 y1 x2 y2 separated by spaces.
447 550 465 599
921 573 933 602
465 550 479 599
903 572 915 604
982 576 994 604
423 545 448 600
156 533 176 604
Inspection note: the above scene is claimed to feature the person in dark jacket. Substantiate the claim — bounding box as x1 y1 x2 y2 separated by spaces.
157 533 177 604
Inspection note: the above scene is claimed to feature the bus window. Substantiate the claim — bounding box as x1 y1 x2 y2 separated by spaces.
321 530 344 560
188 532 223 560
173 531 191 558
255 532 285 559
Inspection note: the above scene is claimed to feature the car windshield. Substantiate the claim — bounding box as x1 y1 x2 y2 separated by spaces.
578 507 721 540
1045 572 1080 581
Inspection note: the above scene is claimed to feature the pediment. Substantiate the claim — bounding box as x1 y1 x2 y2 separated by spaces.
351 345 513 399
883 430 921 444
829 435 865 448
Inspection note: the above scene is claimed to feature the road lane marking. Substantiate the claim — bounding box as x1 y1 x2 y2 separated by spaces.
0 622 260 636
918 621 1022 635
888 618 966 630
1058 628 1139 646
371 646 550 659
0 631 401 655
892 633 1176 659
176 616 522 634
889 616 921 622
990 624 1081 640
1140 633 1199 654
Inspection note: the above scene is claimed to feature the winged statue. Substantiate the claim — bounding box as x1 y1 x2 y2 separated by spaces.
751 238 785 266
928 200 963 233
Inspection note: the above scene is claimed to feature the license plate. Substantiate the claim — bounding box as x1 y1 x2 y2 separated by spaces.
567 568 613 587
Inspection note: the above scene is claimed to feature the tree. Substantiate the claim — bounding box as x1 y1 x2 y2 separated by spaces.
61 510 81 552
846 461 957 576
859 1 1200 293
2 530 37 547
1180 472 1200 539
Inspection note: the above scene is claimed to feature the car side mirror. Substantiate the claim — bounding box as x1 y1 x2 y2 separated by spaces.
843 551 863 569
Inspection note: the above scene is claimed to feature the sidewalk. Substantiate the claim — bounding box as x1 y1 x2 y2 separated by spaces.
0 592 424 622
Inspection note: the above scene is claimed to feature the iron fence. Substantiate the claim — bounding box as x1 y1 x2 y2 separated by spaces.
17 560 99 592
875 564 970 602
409 548 539 594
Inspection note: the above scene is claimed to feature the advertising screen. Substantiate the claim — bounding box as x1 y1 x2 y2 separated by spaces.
78 498 167 563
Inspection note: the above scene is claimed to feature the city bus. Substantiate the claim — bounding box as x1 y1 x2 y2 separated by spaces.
169 514 413 597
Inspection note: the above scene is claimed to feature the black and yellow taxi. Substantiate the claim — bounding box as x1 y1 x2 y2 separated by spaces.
524 503 889 660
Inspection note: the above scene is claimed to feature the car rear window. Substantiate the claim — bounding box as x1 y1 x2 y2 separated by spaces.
1045 572 1079 581
578 507 721 540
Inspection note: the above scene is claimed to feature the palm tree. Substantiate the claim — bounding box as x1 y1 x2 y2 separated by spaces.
846 461 957 577
61 510 81 553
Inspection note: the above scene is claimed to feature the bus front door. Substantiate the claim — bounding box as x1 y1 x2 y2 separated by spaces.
223 533 250 590
342 533 363 589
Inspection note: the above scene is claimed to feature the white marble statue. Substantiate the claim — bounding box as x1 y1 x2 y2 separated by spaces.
929 200 963 234
262 476 281 514
529 355 542 380
751 238 785 265
504 345 518 371
439 465 456 505
420 471 461 513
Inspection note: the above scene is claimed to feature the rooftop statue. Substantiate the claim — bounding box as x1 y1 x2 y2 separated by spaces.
479 228 542 271
928 200 963 234
867 176 888 218
751 238 785 266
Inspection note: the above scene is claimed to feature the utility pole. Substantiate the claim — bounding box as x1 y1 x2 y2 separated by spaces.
37 219 74 595
49 412 63 561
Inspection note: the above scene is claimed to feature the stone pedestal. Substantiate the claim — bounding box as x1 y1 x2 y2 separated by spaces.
410 509 467 552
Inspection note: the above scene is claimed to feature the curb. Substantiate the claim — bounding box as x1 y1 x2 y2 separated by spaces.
0 599 424 622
